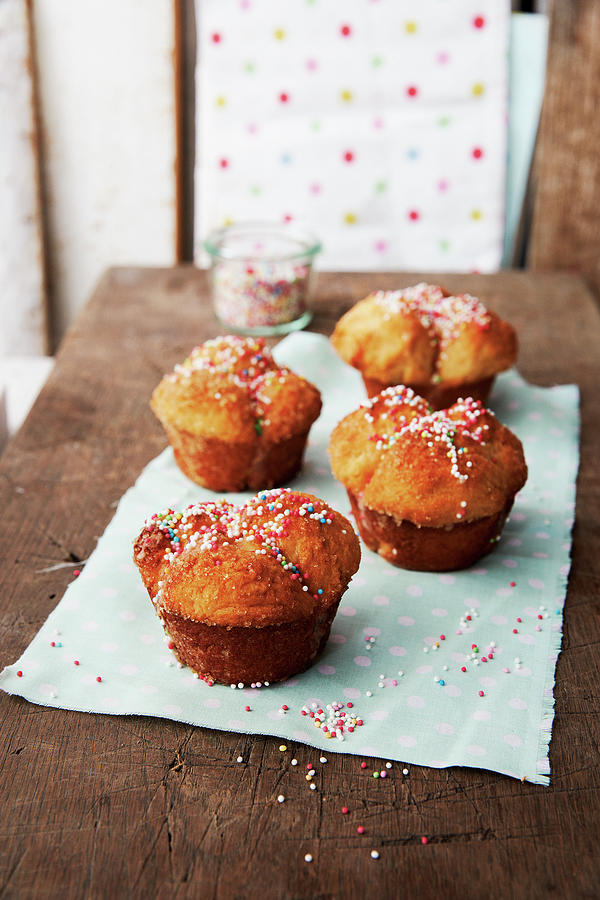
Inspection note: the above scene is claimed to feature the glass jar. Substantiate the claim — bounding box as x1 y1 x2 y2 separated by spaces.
204 222 321 335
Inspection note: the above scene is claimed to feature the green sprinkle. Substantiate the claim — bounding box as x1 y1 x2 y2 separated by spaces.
254 419 263 436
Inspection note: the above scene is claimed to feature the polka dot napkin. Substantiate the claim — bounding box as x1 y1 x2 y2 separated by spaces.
195 0 509 272
0 333 578 786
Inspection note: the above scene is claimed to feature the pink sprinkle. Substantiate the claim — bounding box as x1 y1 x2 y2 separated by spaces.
456 629 462 635
281 704 289 711
535 625 541 631
341 806 349 814
478 690 485 697
360 762 367 769
96 676 102 683
74 660 80 666
461 667 467 673
510 581 516 587
440 635 446 641
380 771 387 778
513 629 518 634
421 836 429 845
517 617 522 623
357 826 365 834
481 657 487 663
347 702 353 708
245 705 251 712
73 569 81 577
503 667 510 673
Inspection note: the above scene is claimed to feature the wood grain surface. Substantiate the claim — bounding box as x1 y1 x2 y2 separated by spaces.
0 268 598 899
529 0 600 297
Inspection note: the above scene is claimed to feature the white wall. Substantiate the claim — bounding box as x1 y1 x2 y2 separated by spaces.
0 0 47 355
32 0 179 344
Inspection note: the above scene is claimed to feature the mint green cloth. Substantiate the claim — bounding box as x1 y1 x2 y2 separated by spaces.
0 333 578 785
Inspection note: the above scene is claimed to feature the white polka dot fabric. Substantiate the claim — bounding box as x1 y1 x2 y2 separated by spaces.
0 333 578 785
195 0 509 272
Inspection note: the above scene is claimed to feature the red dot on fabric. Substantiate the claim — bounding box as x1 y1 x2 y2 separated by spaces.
472 147 484 159
283 214 293 223
279 92 289 103
344 150 355 163
219 158 229 169
340 24 352 37
407 85 418 98
211 32 222 43
408 209 420 221
16 671 22 677
473 16 485 29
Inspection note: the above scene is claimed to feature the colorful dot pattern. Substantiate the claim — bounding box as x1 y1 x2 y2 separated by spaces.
0 334 578 786
195 1 509 272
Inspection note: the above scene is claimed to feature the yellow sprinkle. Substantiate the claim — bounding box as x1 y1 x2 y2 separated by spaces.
274 27 285 40
340 89 353 102
279 745 287 752
344 212 357 225
405 21 417 34
472 82 485 96
471 209 483 221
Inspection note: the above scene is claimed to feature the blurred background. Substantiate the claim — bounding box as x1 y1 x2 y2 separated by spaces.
1 0 599 450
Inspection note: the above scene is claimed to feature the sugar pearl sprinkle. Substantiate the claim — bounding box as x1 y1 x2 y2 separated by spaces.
167 336 297 436
142 489 335 614
301 701 364 741
213 261 310 330
373 283 490 353
361 384 491 487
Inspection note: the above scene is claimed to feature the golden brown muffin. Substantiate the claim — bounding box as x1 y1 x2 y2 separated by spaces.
329 386 527 571
330 283 517 409
151 336 322 491
133 489 361 685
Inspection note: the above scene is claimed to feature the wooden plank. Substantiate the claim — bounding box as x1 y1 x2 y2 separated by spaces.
0 0 48 355
31 0 179 347
528 0 600 295
0 269 598 898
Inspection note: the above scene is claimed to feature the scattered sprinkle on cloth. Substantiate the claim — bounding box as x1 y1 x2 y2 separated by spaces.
1 333 579 786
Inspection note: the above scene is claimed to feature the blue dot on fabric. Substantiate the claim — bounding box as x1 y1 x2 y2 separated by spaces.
406 147 420 160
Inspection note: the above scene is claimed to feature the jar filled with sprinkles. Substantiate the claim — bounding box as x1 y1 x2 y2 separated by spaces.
204 222 321 335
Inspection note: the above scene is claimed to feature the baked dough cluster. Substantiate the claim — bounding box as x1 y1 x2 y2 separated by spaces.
151 335 322 491
331 283 517 408
133 489 361 685
329 385 527 571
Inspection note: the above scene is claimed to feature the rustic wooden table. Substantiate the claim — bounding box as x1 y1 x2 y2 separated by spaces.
1 268 599 899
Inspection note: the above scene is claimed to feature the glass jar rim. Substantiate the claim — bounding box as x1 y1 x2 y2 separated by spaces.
203 221 322 262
